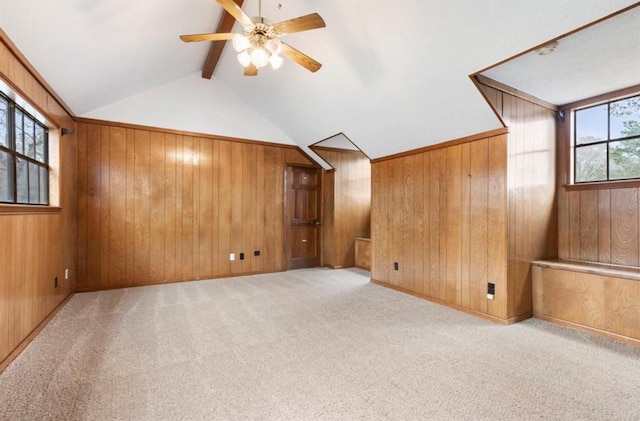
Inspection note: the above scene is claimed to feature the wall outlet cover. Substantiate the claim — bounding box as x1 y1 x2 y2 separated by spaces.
487 282 496 295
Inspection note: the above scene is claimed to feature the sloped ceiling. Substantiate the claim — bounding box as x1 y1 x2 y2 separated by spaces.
482 5 640 106
0 0 637 159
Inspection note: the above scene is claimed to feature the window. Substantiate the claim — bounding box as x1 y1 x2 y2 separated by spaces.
0 92 49 205
574 94 640 183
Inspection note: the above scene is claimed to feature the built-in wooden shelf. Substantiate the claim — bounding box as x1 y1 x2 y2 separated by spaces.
355 238 371 271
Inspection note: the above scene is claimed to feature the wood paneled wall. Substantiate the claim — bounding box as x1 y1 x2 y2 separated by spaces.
560 187 640 265
481 84 558 319
0 35 77 368
557 100 640 267
314 147 371 268
371 134 509 320
75 120 314 290
371 84 556 323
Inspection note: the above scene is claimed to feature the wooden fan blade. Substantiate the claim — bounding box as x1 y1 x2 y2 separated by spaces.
244 64 258 76
280 42 322 72
179 33 236 43
273 13 326 35
216 0 253 27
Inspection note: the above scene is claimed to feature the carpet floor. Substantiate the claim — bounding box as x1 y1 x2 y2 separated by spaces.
1 268 639 420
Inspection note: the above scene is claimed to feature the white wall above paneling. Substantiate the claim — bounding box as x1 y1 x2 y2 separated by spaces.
82 72 294 145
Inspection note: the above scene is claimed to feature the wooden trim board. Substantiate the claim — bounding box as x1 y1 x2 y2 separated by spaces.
371 279 529 325
370 128 508 164
76 117 300 149
472 3 640 76
532 259 640 281
534 314 640 348
75 270 283 292
0 71 62 129
0 29 75 119
474 74 558 111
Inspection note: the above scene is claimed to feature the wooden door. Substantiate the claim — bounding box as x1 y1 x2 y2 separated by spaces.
286 165 322 269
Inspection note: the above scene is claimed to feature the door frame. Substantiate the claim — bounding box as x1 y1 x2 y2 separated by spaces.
284 163 324 269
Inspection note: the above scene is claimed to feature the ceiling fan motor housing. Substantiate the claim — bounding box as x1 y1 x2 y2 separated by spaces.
246 18 278 47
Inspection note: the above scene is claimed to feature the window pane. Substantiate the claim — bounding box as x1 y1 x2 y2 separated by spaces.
39 166 48 204
575 143 607 182
1 94 50 204
0 150 13 202
0 97 8 148
15 109 24 154
609 138 640 180
16 158 28 203
35 125 46 162
576 104 608 145
24 115 35 159
28 162 39 203
610 96 640 139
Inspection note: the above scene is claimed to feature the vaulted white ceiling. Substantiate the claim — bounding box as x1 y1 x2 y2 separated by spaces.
1 0 637 159
482 5 640 107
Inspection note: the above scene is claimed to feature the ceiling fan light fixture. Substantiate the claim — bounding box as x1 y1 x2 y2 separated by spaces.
265 38 282 55
250 47 270 68
237 50 251 67
179 0 326 76
232 34 251 52
269 54 283 70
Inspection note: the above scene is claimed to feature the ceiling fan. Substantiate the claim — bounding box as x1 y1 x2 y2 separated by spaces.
180 0 326 76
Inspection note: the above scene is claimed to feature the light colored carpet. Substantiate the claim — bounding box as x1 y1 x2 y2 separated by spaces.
1 268 639 420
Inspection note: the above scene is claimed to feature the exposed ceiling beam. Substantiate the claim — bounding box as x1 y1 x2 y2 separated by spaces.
202 0 244 79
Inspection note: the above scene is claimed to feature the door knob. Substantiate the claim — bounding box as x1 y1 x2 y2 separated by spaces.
314 219 322 226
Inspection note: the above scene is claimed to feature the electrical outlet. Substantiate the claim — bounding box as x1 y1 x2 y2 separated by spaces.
487 282 495 300
54 277 58 288
230 253 235 261
254 250 260 257
64 268 69 280
239 253 245 260
394 262 399 271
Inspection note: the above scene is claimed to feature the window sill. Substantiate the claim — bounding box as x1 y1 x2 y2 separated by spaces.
0 204 62 215
564 179 640 191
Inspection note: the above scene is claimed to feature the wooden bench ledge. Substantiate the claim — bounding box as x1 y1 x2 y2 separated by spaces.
532 259 640 282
